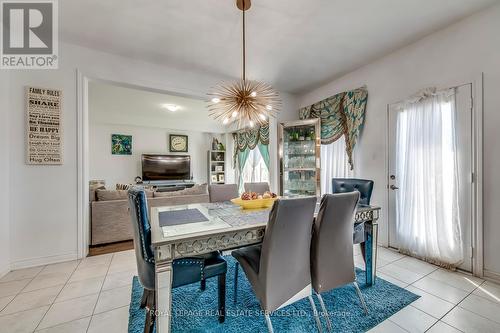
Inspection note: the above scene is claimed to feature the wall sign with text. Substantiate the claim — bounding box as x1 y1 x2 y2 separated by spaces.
26 86 63 165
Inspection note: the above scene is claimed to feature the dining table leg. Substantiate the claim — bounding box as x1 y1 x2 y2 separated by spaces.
364 221 378 286
155 259 173 333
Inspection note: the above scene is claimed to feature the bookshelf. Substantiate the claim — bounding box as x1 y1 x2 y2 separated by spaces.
207 150 226 184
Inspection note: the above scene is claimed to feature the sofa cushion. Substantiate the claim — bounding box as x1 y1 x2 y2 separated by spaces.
97 189 153 201
181 183 208 195
154 184 207 198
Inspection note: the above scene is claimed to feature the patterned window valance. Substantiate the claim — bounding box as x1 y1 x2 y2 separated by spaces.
299 87 368 169
232 124 269 163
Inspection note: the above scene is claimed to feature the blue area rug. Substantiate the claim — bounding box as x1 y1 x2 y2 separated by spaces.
128 257 418 332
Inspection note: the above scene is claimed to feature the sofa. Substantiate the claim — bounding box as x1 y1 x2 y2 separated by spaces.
90 184 209 245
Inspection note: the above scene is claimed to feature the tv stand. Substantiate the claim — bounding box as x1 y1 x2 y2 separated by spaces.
142 180 195 192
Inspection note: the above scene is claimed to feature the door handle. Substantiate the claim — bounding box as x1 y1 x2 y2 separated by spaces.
390 185 399 190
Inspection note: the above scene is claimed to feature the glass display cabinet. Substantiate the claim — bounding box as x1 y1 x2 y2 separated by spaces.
278 119 321 197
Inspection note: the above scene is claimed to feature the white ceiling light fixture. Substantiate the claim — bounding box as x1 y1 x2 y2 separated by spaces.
162 104 180 112
207 0 281 128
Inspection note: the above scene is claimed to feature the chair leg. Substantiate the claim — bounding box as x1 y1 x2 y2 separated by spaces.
315 292 332 332
360 242 366 263
140 289 148 309
200 278 206 291
218 274 226 323
308 295 323 333
353 282 368 314
264 313 275 333
233 262 239 304
142 289 156 333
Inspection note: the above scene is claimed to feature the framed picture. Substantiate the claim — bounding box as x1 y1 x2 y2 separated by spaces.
215 165 224 172
169 134 188 152
111 134 132 155
211 175 218 183
218 174 225 182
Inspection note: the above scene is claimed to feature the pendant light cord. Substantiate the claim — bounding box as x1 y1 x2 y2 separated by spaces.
242 0 246 82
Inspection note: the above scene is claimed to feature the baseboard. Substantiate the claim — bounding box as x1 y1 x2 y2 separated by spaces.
10 252 78 270
0 265 11 279
484 269 500 284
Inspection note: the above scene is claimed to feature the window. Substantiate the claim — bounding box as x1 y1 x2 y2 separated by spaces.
241 148 269 188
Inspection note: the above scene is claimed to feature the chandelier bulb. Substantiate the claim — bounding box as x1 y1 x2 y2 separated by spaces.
250 91 257 97
232 111 238 118
259 114 266 120
211 97 220 103
249 120 254 127
266 105 272 111
223 117 229 124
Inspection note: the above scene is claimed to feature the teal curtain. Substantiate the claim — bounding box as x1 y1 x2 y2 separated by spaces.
233 124 270 166
237 147 251 192
299 86 368 169
233 124 271 192
257 143 270 171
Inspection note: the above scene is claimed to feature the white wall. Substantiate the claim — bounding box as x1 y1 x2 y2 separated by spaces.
0 72 10 277
298 4 500 276
89 123 217 187
6 41 298 269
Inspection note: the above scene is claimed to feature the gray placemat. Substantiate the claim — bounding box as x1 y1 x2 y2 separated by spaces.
159 208 208 227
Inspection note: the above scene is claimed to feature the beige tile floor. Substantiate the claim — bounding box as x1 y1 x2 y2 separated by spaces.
0 247 499 332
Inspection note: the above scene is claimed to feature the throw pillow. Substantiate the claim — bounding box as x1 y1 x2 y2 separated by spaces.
116 183 131 190
96 189 128 201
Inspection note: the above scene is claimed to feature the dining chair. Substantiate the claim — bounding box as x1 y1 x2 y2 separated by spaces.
311 192 368 332
232 197 322 333
332 178 374 260
208 183 239 202
128 187 227 332
244 182 270 193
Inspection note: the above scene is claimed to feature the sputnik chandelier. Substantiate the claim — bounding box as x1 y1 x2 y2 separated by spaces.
208 0 281 128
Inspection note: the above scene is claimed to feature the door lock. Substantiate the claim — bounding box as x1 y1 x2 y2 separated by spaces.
390 185 399 190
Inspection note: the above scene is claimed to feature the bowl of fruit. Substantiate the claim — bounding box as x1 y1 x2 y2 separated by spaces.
231 191 279 209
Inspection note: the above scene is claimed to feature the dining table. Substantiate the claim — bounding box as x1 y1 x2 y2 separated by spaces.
150 200 381 333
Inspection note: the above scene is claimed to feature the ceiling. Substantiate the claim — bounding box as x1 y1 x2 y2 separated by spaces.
89 81 226 133
61 0 497 94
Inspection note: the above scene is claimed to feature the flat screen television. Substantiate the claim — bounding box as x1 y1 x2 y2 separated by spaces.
141 154 191 181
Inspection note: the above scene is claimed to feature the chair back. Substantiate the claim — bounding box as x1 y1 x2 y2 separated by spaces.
208 184 239 202
259 196 317 311
128 186 155 290
332 178 373 205
244 182 270 194
311 192 359 293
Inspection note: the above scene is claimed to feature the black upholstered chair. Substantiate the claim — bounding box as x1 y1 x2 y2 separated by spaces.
244 182 270 194
208 184 239 203
128 187 227 332
332 178 374 260
232 197 322 333
311 192 368 332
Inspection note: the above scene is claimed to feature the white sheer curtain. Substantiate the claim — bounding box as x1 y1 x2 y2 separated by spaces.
241 148 269 191
395 88 463 267
321 136 352 194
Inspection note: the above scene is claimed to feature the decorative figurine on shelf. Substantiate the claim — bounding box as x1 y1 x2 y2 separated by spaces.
212 137 220 150
217 142 225 151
